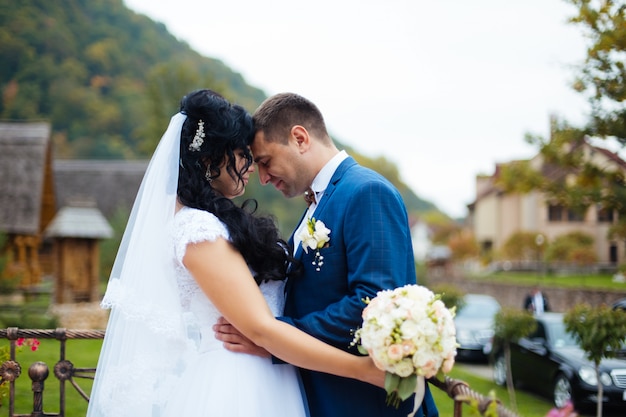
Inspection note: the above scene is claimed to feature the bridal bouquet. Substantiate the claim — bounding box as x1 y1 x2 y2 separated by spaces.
351 284 457 409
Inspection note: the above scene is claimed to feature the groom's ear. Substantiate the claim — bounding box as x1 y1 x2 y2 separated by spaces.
291 125 311 154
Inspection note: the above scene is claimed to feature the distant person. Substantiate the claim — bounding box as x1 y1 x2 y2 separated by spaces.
524 286 550 314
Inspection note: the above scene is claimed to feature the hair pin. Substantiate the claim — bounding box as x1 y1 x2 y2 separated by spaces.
189 120 205 151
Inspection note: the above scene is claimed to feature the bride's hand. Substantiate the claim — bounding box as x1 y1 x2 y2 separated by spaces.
213 316 271 358
359 356 386 388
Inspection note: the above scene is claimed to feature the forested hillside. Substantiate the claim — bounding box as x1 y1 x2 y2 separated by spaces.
0 0 443 226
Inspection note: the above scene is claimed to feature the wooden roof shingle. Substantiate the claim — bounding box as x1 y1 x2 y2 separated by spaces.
45 198 113 239
0 122 51 234
53 160 148 219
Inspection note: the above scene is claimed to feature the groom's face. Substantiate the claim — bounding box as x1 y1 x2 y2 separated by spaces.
251 131 308 199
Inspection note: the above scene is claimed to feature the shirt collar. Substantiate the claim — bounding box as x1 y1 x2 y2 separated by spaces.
310 150 348 196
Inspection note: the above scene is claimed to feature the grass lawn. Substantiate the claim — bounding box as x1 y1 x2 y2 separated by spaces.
431 363 554 417
469 271 626 291
6 338 101 417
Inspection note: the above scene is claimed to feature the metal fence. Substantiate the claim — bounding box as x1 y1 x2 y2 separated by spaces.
0 327 522 417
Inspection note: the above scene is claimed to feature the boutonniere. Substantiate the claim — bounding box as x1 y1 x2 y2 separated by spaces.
299 217 331 271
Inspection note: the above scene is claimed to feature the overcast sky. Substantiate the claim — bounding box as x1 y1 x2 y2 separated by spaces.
124 0 591 218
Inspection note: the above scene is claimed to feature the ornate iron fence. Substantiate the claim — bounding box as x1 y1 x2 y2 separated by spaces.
0 328 104 417
0 327 522 417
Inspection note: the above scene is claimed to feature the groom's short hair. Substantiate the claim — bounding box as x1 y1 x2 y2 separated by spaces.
253 92 330 145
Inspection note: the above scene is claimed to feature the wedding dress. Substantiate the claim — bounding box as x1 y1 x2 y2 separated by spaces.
162 206 308 417
87 113 306 417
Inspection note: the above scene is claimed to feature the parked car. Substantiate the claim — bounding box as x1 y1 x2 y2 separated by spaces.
492 312 626 411
454 294 500 362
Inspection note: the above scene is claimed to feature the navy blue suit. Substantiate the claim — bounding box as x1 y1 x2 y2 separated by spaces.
280 157 438 417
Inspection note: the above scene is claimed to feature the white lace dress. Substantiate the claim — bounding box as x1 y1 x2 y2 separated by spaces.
163 207 308 417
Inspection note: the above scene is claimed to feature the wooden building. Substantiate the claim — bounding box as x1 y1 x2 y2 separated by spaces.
45 198 112 303
1 122 146 307
0 122 56 287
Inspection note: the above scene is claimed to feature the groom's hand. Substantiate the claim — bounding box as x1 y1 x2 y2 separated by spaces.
213 316 271 358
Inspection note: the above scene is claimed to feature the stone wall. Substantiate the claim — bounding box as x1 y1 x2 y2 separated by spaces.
428 271 626 312
48 302 109 329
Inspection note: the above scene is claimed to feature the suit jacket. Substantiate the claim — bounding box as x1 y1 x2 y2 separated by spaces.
279 157 438 417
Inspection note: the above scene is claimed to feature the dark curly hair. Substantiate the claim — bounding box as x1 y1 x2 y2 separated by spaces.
177 89 299 284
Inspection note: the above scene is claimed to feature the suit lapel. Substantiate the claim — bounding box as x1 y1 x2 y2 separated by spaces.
290 157 357 261
313 157 356 216
285 157 357 304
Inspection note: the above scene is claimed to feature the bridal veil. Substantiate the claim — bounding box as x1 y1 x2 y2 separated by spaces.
87 113 189 417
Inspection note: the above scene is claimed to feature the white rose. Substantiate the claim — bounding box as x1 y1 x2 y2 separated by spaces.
312 220 330 248
408 303 427 322
298 232 317 253
392 358 415 377
399 319 420 339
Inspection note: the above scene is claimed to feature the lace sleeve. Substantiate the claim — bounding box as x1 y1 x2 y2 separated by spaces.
172 207 230 265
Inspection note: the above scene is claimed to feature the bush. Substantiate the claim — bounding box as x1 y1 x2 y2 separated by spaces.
431 283 465 311
500 231 544 262
545 231 595 264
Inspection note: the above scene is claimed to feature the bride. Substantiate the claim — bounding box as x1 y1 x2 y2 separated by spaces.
86 89 383 417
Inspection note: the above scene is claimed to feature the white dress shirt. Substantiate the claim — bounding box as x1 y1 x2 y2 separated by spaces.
293 151 348 252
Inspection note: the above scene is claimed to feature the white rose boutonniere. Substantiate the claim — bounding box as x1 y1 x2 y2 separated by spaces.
299 217 330 271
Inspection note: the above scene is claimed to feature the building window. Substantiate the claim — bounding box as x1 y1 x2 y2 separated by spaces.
567 209 585 222
548 205 563 222
597 205 614 222
480 240 492 256
548 204 586 222
610 244 618 264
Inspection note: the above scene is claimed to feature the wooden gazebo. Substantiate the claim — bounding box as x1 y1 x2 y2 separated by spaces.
44 198 112 303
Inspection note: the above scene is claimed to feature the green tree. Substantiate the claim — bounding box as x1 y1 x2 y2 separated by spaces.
493 308 536 412
498 1 626 245
567 0 626 143
139 62 232 155
564 303 626 417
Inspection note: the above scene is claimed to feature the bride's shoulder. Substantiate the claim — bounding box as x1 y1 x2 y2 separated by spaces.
172 207 229 241
175 206 218 222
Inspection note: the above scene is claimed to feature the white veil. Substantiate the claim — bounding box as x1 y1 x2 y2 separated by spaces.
87 113 189 417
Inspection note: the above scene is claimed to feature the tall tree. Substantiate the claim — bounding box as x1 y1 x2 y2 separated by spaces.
498 1 626 249
492 309 537 412
568 0 626 143
564 303 626 417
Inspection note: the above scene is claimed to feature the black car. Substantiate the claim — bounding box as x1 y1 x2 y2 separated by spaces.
454 294 500 362
492 312 626 410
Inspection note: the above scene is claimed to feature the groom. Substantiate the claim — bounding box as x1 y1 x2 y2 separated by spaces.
216 92 438 417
